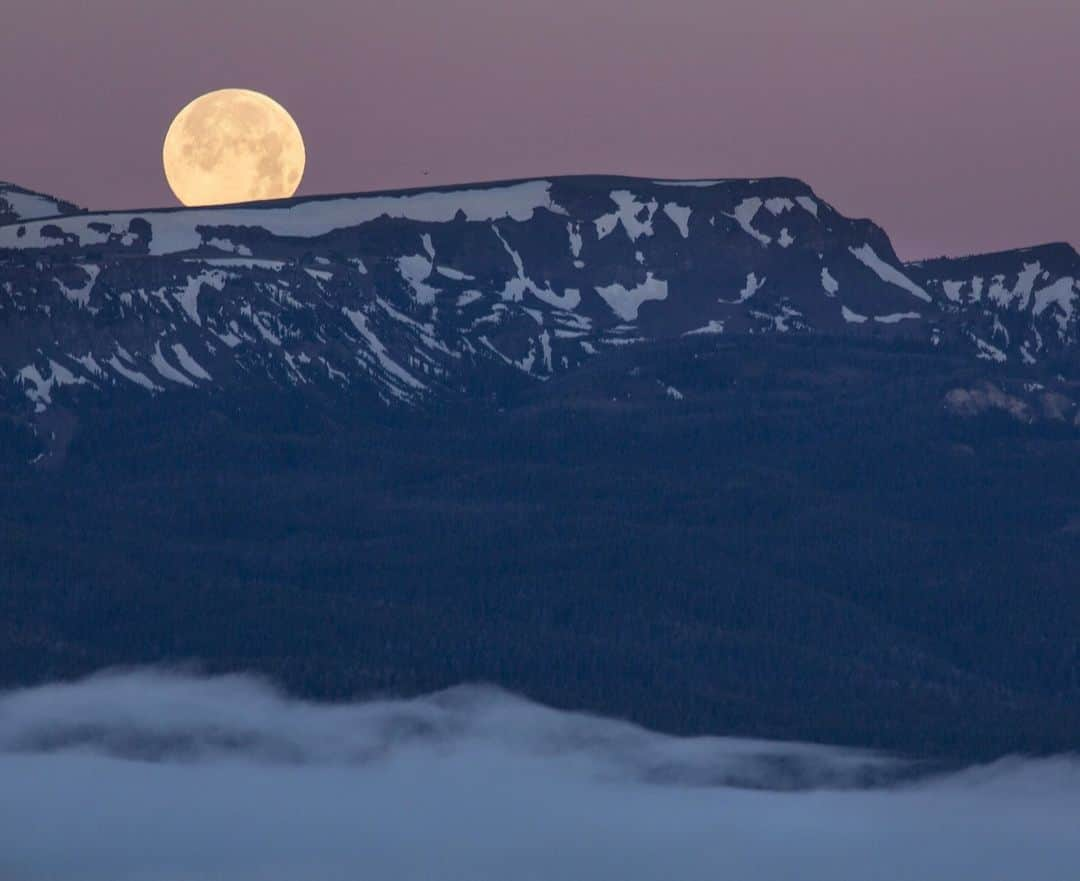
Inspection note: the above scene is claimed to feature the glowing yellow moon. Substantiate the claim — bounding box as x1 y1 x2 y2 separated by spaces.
162 88 306 207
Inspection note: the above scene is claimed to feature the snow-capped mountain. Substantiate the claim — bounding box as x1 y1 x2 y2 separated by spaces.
1 175 1077 449
4 176 1079 761
0 182 82 226
908 242 1079 369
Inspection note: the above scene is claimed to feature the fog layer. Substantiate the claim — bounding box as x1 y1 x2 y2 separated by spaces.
1 670 1077 881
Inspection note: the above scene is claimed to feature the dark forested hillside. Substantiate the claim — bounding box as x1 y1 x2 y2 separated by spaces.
3 334 1078 759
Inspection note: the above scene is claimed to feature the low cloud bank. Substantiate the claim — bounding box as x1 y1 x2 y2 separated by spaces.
1 669 1077 881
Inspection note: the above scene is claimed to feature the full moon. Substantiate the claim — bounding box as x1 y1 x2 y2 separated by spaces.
162 88 306 207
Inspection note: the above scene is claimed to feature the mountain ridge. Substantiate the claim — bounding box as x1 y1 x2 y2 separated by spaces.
2 173 1076 464
5 173 1073 263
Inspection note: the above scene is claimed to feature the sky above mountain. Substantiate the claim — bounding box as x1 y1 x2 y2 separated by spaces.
2 0 1076 260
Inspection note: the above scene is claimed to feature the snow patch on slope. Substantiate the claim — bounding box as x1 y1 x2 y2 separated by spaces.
567 223 583 259
107 356 162 392
765 198 794 216
686 320 725 336
725 199 771 246
171 344 212 381
151 342 196 387
595 274 669 321
57 265 100 307
397 255 439 304
874 312 921 324
849 245 931 302
494 227 581 310
1033 277 1076 319
730 273 766 303
0 181 566 256
988 263 1041 309
171 270 229 326
17 361 88 411
662 203 691 238
1 189 69 221
595 191 659 242
971 336 1008 363
343 308 427 396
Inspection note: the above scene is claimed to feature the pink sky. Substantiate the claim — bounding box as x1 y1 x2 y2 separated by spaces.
2 0 1076 259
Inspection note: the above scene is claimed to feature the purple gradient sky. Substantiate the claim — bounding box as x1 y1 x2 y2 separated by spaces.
2 0 1076 259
